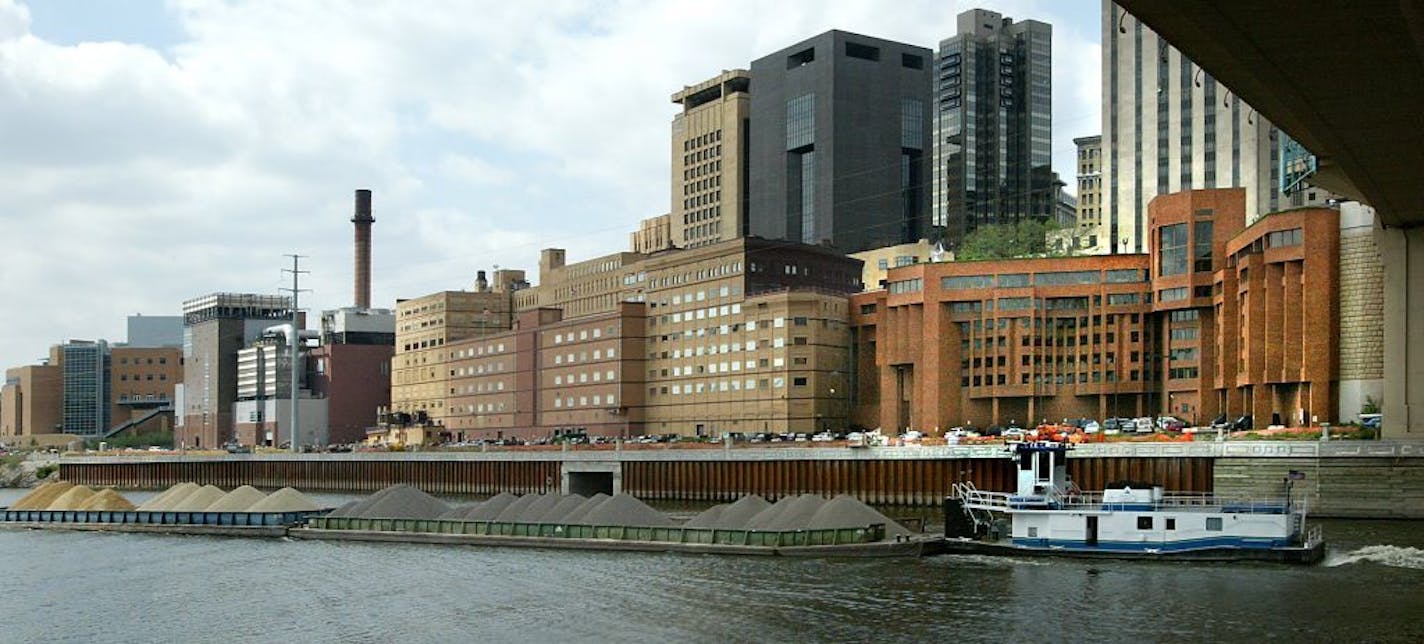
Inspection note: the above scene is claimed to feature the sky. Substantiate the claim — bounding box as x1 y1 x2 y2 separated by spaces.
0 0 1100 370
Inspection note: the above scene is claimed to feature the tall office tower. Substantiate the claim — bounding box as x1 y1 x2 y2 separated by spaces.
60 340 110 436
748 31 932 254
672 70 750 249
932 9 1055 247
179 293 293 449
1100 2 1335 253
1075 135 1104 247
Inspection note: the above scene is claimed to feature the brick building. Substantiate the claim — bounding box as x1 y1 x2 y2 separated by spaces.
852 188 1345 431
395 237 861 443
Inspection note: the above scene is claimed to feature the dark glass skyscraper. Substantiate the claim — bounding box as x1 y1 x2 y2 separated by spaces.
932 9 1054 247
748 31 932 254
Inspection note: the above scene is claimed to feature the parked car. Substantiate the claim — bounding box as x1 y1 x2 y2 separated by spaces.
1002 427 1028 441
1134 417 1155 433
1157 416 1186 432
1231 415 1253 431
811 431 835 442
1082 420 1101 434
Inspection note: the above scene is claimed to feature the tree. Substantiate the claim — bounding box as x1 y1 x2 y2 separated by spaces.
955 219 1068 260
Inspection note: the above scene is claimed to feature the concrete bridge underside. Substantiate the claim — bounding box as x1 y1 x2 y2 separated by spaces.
1118 1 1424 438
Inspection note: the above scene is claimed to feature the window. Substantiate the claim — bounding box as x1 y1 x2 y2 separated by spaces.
787 47 814 68
1166 518 1176 531
901 53 924 69
1193 221 1214 272
1159 223 1188 276
1206 517 1223 532
1137 516 1153 530
844 42 880 61
793 377 808 386
1159 287 1188 302
942 275 993 290
1266 228 1303 248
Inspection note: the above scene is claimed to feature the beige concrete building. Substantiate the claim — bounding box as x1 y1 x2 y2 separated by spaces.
403 237 862 442
1074 135 1104 251
513 249 647 319
390 269 524 426
671 69 750 249
630 214 675 254
851 240 943 292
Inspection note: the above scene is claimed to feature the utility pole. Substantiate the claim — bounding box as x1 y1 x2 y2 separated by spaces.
282 254 310 454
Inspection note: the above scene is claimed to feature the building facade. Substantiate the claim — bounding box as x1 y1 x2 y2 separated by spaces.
59 340 111 436
1074 135 1104 249
311 307 394 445
630 214 674 254
1 358 62 441
109 345 182 436
672 69 750 249
179 293 293 449
853 188 1344 432
1102 2 1283 254
850 240 944 292
392 238 862 443
390 281 517 428
748 30 932 254
932 9 1056 247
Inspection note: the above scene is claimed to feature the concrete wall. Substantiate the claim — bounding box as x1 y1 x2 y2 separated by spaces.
1215 456 1424 518
1377 222 1424 438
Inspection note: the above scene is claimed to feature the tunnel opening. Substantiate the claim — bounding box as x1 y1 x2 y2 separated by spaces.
568 471 614 497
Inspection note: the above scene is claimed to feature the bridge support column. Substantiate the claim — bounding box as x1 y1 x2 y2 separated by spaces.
1379 224 1424 438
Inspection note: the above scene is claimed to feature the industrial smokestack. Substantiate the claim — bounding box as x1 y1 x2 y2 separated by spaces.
352 189 374 309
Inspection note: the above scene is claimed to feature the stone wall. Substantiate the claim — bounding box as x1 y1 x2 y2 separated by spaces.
1215 457 1424 518
1337 204 1384 421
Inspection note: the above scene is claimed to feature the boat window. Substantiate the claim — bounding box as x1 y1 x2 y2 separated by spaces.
1166 518 1177 531
1027 527 1038 538
1137 516 1152 530
1206 517 1223 532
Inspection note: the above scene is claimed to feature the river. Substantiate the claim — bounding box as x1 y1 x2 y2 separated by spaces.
2 488 1422 643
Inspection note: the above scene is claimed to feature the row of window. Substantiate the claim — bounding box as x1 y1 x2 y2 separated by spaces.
653 377 798 397
117 357 170 365
552 370 618 385
552 394 617 409
682 129 722 152
552 347 617 365
117 374 168 382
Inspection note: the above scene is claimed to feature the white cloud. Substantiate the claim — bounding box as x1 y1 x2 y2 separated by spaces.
0 0 1099 371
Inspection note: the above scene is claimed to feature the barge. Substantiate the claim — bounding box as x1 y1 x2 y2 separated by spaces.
943 441 1326 564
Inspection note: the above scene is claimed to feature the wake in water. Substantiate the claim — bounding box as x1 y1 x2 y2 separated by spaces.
1324 545 1424 570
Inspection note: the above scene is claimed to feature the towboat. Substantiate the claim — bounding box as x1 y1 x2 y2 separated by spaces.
943 441 1325 563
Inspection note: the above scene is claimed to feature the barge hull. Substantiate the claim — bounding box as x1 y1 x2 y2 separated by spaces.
289 527 938 558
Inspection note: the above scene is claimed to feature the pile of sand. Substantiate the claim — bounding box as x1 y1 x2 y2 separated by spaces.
8 481 75 510
77 489 136 511
533 495 586 523
560 493 609 524
327 500 361 518
138 482 200 511
806 495 911 538
577 494 673 527
438 503 480 520
246 487 321 513
684 495 771 530
460 492 516 521
340 485 449 519
742 495 802 531
491 494 540 522
46 485 97 511
513 494 560 523
166 485 226 511
205 486 267 512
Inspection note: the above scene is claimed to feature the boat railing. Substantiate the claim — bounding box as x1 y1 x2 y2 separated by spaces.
1053 491 1301 514
953 481 1012 511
